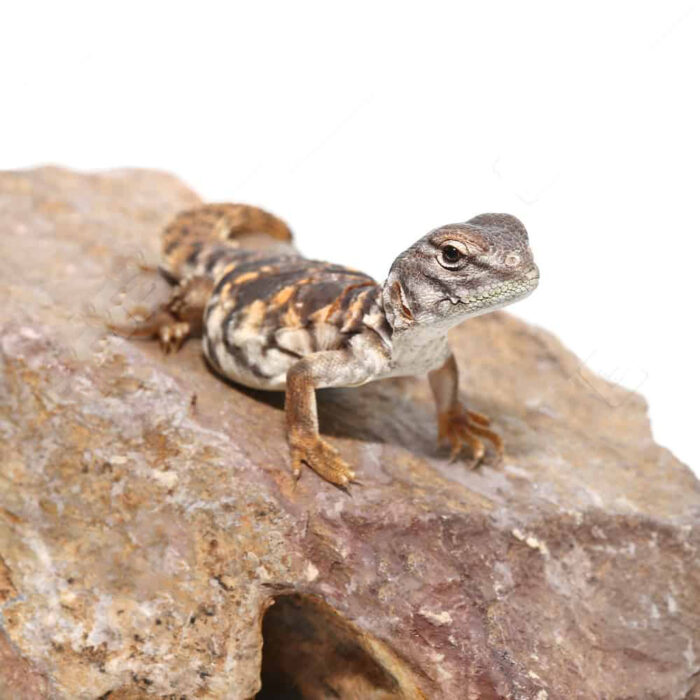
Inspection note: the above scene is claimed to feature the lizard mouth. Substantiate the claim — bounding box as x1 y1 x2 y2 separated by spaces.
457 266 539 317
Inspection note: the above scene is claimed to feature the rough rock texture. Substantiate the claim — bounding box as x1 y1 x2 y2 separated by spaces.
0 167 698 700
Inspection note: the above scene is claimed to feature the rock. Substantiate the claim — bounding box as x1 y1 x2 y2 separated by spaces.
0 167 698 699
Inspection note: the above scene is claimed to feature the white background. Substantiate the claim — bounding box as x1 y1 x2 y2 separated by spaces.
2 1 698 474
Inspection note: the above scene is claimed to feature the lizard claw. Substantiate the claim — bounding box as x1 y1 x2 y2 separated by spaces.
107 308 172 341
158 321 191 354
438 403 504 467
289 434 357 488
107 276 210 354
465 409 491 427
109 310 191 355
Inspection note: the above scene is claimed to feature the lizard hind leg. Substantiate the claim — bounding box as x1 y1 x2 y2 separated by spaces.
108 275 214 354
428 353 505 467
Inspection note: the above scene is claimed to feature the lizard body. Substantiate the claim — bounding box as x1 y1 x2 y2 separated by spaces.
114 203 539 486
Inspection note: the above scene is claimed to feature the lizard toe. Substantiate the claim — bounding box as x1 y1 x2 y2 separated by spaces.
439 403 503 466
290 436 356 488
466 409 491 427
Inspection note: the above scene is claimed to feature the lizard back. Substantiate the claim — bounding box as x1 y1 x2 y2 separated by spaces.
160 204 392 390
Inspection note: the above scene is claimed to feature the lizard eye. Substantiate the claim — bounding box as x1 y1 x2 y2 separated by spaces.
437 241 467 269
442 245 460 263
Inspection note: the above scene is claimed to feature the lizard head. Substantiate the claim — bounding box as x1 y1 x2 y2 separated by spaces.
382 213 539 332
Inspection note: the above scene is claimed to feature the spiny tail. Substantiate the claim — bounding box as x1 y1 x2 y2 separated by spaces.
161 203 294 280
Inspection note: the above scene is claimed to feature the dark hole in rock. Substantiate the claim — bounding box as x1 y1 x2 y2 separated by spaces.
256 594 422 700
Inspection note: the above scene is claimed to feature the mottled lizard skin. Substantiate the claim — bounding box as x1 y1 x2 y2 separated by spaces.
113 203 539 487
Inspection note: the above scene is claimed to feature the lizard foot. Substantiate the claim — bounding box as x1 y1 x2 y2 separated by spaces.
289 434 356 488
438 403 504 467
108 310 192 354
107 275 211 353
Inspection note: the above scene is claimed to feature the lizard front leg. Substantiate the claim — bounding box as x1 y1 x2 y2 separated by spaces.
285 350 368 488
428 353 504 466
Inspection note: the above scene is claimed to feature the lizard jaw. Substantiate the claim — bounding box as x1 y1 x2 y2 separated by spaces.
454 265 539 318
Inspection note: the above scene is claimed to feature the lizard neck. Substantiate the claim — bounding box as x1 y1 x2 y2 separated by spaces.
379 280 451 376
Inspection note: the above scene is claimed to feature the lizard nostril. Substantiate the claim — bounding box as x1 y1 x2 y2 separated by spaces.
505 253 520 268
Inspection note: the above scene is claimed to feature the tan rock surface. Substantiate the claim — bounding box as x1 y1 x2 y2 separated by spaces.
0 167 698 699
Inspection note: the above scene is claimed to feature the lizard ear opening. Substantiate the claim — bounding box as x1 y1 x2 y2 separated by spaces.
390 281 414 323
